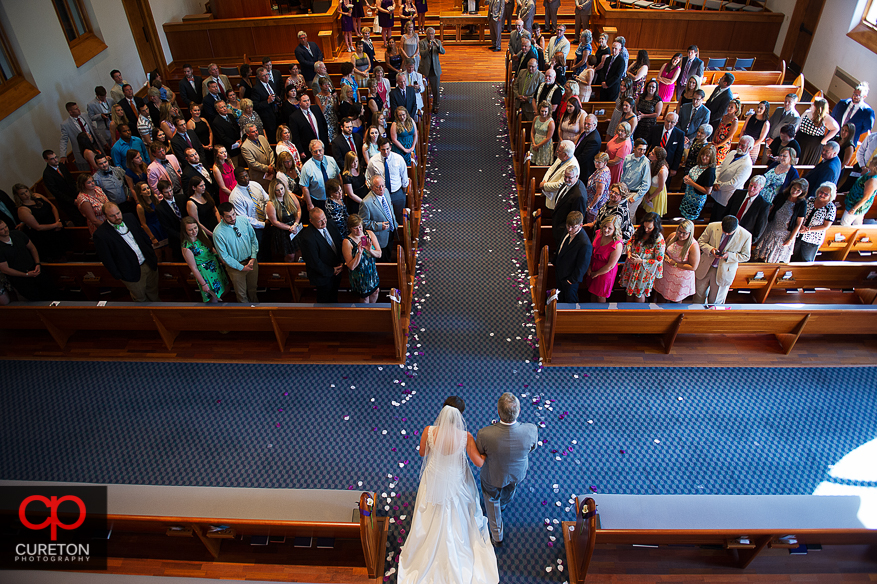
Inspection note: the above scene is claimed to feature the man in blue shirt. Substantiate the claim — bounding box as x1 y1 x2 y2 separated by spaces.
111 124 150 170
214 202 259 303
300 140 340 212
92 153 133 213
803 142 842 188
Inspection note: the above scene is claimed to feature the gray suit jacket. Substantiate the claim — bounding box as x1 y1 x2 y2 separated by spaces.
60 115 94 166
418 38 445 78
359 192 396 248
87 97 115 145
476 421 538 489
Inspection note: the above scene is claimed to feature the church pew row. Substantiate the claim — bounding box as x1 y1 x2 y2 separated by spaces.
562 494 877 583
0 480 387 580
539 293 877 362
532 244 877 315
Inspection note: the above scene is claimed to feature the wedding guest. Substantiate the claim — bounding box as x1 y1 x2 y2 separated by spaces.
793 182 837 262
755 178 808 264
583 215 623 302
342 214 382 303
840 158 877 226
619 211 664 302
75 173 109 235
265 178 302 262
585 182 633 241
0 219 57 300
654 220 700 303
181 216 229 303
12 184 65 263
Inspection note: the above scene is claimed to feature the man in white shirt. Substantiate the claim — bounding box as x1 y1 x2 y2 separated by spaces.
92 202 159 302
545 24 570 63
229 167 269 259
403 59 426 115
711 135 754 222
366 137 411 223
539 140 579 209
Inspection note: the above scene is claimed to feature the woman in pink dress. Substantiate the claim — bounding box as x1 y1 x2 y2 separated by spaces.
211 146 237 205
654 220 701 303
584 215 624 302
655 53 681 103
606 122 632 184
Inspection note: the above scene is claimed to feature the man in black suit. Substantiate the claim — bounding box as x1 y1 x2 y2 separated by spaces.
298 207 343 303
41 149 83 225
601 40 625 102
181 148 219 202
251 66 279 142
201 80 223 122
153 179 185 262
119 84 143 128
705 72 735 129
553 211 592 304
551 166 588 249
210 101 242 161
288 94 329 161
574 114 601 181
389 74 418 119
295 31 324 83
262 58 284 89
723 176 771 244
332 117 364 168
676 45 705 97
178 64 203 107
647 112 685 176
171 117 205 163
92 202 159 302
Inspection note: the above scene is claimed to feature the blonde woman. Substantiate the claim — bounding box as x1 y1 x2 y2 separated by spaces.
275 125 303 170
275 151 300 200
585 152 611 223
390 106 417 165
238 98 265 140
266 178 302 262
342 214 381 303
529 101 555 167
677 74 701 111
654 220 700 303
606 121 632 184
110 103 128 144
643 146 668 217
583 215 624 302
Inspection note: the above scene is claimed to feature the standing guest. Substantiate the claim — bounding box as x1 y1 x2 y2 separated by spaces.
755 178 808 263
185 110 214 171
711 135 754 221
654 219 700 303
605 122 632 185
533 68 562 116
360 175 398 261
301 140 342 212
88 86 115 152
146 142 183 198
519 0 536 34
643 146 668 218
241 123 276 191
181 217 229 302
92 153 132 213
681 123 712 175
275 151 299 197
289 94 329 161
586 182 633 241
705 73 735 129
840 157 877 226
185 175 220 239
558 95 586 144
133 182 169 261
119 84 144 129
343 214 382 303
402 59 426 116
546 24 571 65
60 101 96 171
0 219 57 300
619 212 664 302
606 78 635 136
250 67 279 142
626 49 649 99
723 176 771 244
570 30 591 77
583 214 622 302
238 99 266 141
280 86 301 127
677 89 708 145
575 114 601 181
214 203 259 303
42 149 83 225
333 117 364 170
592 32 610 84
178 64 203 107
831 82 873 147
298 207 344 302
286 63 307 94
540 140 579 209
311 61 335 95
793 182 837 262
352 40 373 87
764 93 801 161
509 20 531 70
338 85 364 134
553 210 592 303
154 180 185 261
656 53 681 104
574 0 593 39
144 88 162 127
325 179 351 238
12 184 65 262
550 166 588 249
800 141 841 190
834 123 857 167
419 28 445 113
339 62 361 105
171 117 205 164
646 112 683 176
0 188 16 234
680 144 717 221
276 125 303 170
620 138 651 217
77 132 101 172
676 74 701 111
212 145 237 204
386 39 405 83
366 137 410 222
211 101 243 162
676 45 704 98
529 101 555 166
75 174 109 235
109 69 128 104
109 103 128 145
201 80 224 122
760 147 797 203
515 38 540 78
158 103 181 142
600 41 626 102
317 78 339 142
713 98 740 165
373 67 392 112
364 79 385 121
694 216 751 304
92 203 159 302
136 103 155 145
797 98 839 165
634 79 663 142
229 168 269 254
584 152 611 223
400 20 420 71
377 0 396 47
225 89 244 117
295 32 325 83
342 151 368 214
740 100 771 163
265 178 302 262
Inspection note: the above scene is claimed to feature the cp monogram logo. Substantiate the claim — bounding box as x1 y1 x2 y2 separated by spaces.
18 495 87 541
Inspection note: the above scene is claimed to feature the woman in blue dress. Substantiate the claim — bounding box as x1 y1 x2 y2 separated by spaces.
342 214 382 303
679 144 717 221
133 181 170 262
390 106 418 165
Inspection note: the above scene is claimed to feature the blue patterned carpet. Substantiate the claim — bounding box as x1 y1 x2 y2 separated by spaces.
1 83 876 583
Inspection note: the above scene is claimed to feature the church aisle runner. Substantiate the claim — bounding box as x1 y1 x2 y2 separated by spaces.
0 83 876 583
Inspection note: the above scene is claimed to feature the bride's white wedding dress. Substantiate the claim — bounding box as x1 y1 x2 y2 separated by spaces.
397 406 499 584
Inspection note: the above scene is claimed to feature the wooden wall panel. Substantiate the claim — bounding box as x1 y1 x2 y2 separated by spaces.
685 20 734 51
731 20 782 51
252 24 301 60
213 0 273 19
612 19 642 48
166 30 214 62
208 28 257 60
637 20 686 50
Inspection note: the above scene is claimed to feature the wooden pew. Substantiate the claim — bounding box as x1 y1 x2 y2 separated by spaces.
562 493 877 582
818 225 877 261
0 480 387 579
540 294 877 362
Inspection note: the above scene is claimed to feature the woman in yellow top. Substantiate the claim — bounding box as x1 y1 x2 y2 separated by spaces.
642 146 668 218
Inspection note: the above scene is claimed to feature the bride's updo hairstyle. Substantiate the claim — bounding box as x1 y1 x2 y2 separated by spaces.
497 393 520 424
443 396 465 413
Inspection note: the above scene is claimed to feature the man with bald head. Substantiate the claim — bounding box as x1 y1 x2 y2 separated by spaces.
514 58 544 121
92 202 159 302
574 114 601 180
298 207 343 303
359 175 398 262
540 140 580 209
647 112 684 175
533 68 562 114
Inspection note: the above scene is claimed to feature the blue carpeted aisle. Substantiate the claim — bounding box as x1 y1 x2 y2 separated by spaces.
1 83 876 583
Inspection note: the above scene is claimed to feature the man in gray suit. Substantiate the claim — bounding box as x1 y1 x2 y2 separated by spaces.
476 392 539 546
418 28 445 114
87 86 115 152
60 101 97 171
359 175 398 262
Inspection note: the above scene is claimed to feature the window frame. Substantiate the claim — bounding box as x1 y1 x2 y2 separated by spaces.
847 0 877 53
49 0 107 67
0 19 39 122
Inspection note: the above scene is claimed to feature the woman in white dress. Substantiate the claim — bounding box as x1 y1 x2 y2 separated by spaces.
398 402 499 584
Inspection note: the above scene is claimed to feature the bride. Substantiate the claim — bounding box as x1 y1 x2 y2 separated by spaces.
397 399 499 584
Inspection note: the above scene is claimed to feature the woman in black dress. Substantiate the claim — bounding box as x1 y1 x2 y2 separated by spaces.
238 64 254 100
13 184 66 262
266 178 302 262
185 176 220 239
187 103 214 167
341 151 368 216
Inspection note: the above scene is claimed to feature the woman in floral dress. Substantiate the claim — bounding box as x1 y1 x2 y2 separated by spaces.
755 178 808 263
619 211 665 302
529 102 555 167
585 152 611 223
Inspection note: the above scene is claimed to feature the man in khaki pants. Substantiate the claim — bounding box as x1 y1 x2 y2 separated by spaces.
214 202 259 303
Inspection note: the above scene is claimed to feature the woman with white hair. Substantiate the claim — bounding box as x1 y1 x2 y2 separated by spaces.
792 182 837 262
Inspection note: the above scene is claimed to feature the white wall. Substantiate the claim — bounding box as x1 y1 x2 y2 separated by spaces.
150 0 206 66
0 0 147 187
764 0 795 57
